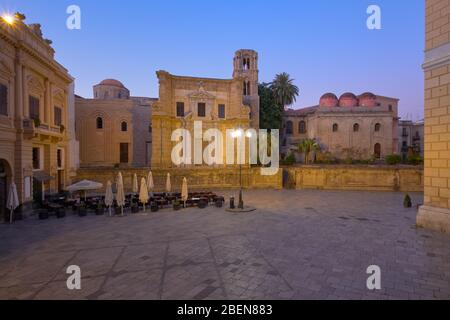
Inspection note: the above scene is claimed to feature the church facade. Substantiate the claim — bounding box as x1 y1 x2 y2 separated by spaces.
151 49 260 169
282 92 400 161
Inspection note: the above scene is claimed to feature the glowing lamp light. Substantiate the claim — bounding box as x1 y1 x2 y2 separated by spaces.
2 14 15 25
232 129 243 138
246 131 252 138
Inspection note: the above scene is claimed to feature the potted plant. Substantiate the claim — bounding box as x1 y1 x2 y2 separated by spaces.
33 118 41 128
173 200 181 211
39 209 49 220
404 194 412 208
95 202 105 216
78 204 87 217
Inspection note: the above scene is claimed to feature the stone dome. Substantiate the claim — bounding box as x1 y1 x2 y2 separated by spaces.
99 79 125 88
94 79 130 100
359 92 377 107
339 92 359 107
319 93 339 107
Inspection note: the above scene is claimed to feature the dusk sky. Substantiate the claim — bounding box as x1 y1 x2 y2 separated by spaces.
2 0 424 119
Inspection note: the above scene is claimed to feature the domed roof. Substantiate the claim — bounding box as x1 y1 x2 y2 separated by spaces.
340 92 357 99
359 92 376 99
359 92 377 107
319 93 339 107
320 93 338 100
339 92 358 107
98 79 125 88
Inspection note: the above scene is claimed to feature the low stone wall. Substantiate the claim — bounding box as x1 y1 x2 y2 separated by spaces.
75 167 283 192
284 165 424 192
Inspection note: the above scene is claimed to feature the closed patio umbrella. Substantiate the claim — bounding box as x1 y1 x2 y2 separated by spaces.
116 172 125 216
139 178 149 212
66 180 103 200
6 182 19 224
166 173 171 193
105 180 114 217
147 171 154 194
132 173 139 194
181 177 188 208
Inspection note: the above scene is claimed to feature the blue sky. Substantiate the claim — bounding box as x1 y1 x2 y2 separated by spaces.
2 0 424 119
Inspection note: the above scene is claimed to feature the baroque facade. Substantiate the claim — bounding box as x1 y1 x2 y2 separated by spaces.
418 0 450 233
0 15 78 221
151 49 259 169
282 92 399 161
75 79 155 168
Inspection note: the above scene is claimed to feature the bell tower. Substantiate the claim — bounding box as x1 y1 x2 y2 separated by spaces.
233 49 260 128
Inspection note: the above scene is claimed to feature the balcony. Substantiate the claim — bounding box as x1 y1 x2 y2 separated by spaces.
23 119 65 142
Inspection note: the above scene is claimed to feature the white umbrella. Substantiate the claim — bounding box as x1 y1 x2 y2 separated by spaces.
166 173 171 193
139 178 149 212
116 172 125 216
132 173 139 194
6 182 19 224
181 177 188 208
66 179 103 200
147 171 154 194
105 180 114 217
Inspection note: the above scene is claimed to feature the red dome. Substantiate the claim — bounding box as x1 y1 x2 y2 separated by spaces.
98 79 125 88
339 92 358 107
319 93 338 107
359 92 376 107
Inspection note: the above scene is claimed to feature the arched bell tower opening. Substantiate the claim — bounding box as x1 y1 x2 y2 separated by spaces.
233 49 260 129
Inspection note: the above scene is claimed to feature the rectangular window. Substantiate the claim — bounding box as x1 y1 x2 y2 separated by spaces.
198 103 206 117
29 96 40 120
120 143 129 164
32 147 40 170
176 102 185 117
218 104 225 119
57 149 63 168
0 84 7 116
54 106 62 126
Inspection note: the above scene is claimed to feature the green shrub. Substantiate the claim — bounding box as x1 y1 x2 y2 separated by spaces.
407 155 423 166
385 154 402 165
281 153 296 166
403 194 412 208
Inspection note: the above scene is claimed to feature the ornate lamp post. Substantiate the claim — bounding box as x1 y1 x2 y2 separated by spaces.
232 128 252 209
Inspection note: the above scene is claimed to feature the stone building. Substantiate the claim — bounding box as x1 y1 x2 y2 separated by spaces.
75 79 155 168
398 119 424 158
417 0 450 233
282 92 399 161
151 49 259 169
0 15 78 220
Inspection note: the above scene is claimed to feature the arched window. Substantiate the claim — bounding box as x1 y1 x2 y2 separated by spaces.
96 117 103 129
299 121 306 134
353 123 360 132
375 123 381 132
286 121 293 135
332 123 338 132
121 121 128 132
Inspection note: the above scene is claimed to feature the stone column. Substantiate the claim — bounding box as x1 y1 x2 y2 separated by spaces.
417 0 450 233
14 60 23 120
45 79 51 124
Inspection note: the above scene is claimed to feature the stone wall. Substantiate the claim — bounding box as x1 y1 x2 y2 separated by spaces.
284 166 423 192
75 167 283 193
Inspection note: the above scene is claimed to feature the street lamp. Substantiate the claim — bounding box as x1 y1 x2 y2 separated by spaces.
232 128 252 209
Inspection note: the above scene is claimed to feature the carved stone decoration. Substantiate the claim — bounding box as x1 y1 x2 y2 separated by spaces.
27 74 45 93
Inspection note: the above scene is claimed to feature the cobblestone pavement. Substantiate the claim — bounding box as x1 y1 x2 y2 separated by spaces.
0 190 449 300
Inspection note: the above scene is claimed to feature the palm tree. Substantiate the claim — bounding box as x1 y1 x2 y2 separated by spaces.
298 139 320 164
270 73 299 110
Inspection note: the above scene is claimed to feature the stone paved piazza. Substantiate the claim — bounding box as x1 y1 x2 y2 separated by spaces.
0 190 449 300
